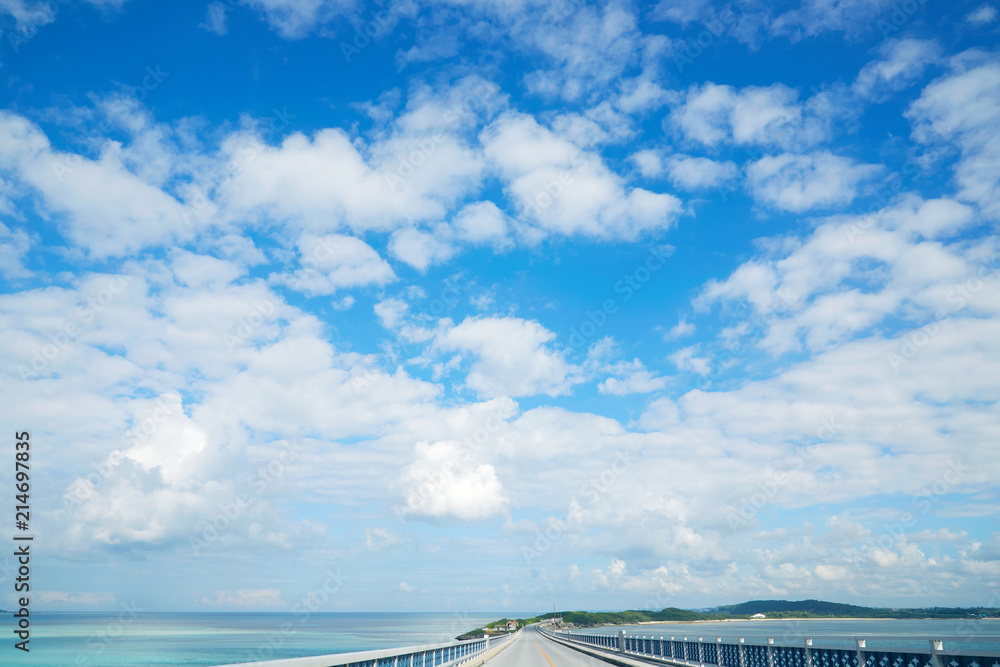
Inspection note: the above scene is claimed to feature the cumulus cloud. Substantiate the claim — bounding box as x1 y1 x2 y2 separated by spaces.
669 83 827 150
746 151 882 212
695 196 984 357
598 359 669 395
907 55 1000 219
666 155 738 190
240 0 359 39
482 112 682 240
389 227 456 272
435 316 583 398
854 39 942 102
966 4 998 24
665 316 696 340
451 201 513 250
272 234 396 295
199 2 229 35
771 0 893 41
397 440 508 521
630 149 665 177
0 112 189 257
34 591 116 606
0 222 31 279
201 589 286 608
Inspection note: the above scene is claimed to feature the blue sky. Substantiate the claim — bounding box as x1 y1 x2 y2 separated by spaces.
1 0 999 614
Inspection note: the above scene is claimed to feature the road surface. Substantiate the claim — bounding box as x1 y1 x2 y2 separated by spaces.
485 625 617 667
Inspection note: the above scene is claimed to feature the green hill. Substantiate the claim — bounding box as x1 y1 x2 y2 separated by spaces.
712 600 877 617
709 600 999 619
458 601 999 638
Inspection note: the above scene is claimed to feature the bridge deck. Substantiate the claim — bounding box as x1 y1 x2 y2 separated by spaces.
484 625 632 667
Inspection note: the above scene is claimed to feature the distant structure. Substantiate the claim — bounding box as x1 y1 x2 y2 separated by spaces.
506 620 517 631
751 613 766 619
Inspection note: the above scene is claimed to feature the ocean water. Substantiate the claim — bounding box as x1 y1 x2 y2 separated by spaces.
575 619 1000 654
4 611 530 667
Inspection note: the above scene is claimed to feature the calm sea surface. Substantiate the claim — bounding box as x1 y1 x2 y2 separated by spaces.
577 619 1000 653
2 611 532 667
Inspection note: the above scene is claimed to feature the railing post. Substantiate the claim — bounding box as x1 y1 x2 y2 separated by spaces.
805 638 813 667
661 636 666 658
739 637 747 667
929 640 944 667
619 629 626 654
718 637 723 665
700 636 705 664
856 638 867 667
767 637 775 667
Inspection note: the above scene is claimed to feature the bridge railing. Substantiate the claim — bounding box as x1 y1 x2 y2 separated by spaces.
538 626 1000 667
217 629 517 667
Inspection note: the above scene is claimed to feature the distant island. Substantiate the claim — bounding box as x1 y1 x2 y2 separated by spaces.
457 599 999 639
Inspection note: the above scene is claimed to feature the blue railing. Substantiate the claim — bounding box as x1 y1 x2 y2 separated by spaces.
538 627 1000 667
217 630 517 667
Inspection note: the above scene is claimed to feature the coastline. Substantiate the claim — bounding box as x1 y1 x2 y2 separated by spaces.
624 617 946 626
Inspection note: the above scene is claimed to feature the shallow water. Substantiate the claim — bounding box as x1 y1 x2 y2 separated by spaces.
8 611 528 666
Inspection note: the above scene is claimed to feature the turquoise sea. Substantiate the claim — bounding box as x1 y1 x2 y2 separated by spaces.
578 619 1000 654
2 611 531 667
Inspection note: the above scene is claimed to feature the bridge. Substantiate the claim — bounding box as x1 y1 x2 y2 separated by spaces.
219 623 1000 667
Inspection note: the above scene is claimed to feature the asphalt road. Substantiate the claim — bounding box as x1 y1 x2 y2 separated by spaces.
484 625 617 667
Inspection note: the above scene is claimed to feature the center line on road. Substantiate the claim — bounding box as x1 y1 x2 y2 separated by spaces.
534 640 557 667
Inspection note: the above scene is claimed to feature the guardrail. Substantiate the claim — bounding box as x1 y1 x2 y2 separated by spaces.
538 627 1000 667
218 630 517 667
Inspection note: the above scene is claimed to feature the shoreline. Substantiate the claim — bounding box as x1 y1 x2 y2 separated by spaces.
602 617 970 627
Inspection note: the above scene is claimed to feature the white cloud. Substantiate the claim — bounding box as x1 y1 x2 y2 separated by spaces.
0 0 57 31
669 344 711 374
435 316 582 398
397 440 508 521
854 39 942 102
666 155 738 190
199 2 229 35
389 227 456 272
0 112 189 257
482 112 682 240
398 581 415 592
907 56 1000 219
33 591 116 606
599 359 668 395
615 76 672 114
746 151 882 212
364 526 401 550
0 223 30 279
171 249 245 289
451 201 513 250
218 128 440 234
240 0 358 39
666 316 696 340
630 149 665 177
670 83 826 150
202 589 286 608
520 3 645 102
274 234 396 295
694 196 984 356
771 0 892 41
966 4 998 24
650 0 712 26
